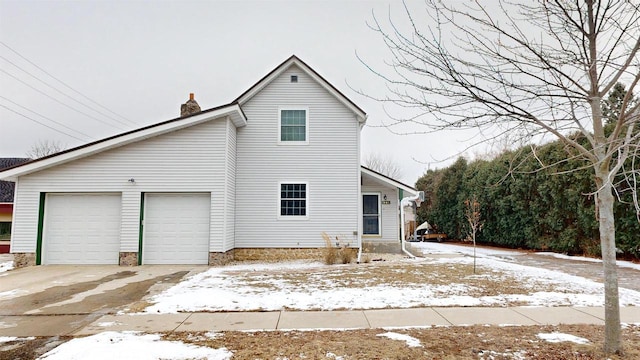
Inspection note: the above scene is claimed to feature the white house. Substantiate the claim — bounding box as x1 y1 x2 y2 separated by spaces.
0 55 418 267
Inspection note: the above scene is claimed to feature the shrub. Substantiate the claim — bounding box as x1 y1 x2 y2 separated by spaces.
321 232 337 265
338 247 354 264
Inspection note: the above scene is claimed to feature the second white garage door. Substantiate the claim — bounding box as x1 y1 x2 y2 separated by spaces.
142 193 211 264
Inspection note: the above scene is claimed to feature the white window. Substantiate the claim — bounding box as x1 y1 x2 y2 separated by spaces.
279 182 308 219
362 193 381 235
279 107 309 144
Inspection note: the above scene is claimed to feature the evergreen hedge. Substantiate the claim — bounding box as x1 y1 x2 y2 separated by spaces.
415 139 640 260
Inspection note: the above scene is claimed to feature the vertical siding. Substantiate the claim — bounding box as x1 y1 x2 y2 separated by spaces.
236 65 360 248
362 177 400 243
224 118 237 251
10 180 40 252
11 120 229 253
120 191 141 252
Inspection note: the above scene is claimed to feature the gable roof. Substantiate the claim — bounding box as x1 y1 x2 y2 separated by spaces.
361 166 417 195
0 55 365 182
0 158 30 202
0 104 246 181
234 55 367 123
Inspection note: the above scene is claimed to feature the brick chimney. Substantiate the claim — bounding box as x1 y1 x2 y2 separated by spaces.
180 93 201 117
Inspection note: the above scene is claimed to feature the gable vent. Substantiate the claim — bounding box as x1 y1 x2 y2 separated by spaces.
290 75 298 83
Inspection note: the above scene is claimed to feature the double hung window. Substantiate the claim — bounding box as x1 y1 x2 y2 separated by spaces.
279 108 308 144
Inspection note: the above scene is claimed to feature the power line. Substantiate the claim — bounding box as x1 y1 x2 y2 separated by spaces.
0 40 137 126
1 68 130 132
0 54 133 129
0 104 86 142
0 95 93 141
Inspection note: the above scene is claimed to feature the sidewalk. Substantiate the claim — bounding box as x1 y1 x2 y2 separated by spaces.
3 306 639 337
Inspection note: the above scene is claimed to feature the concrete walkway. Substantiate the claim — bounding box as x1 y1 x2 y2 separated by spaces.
3 306 638 336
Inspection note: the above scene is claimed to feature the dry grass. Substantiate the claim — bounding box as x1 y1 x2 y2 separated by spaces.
6 325 639 359
322 232 338 265
322 232 354 265
165 324 640 359
338 247 354 264
224 259 560 306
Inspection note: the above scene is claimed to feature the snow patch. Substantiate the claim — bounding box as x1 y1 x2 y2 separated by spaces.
0 336 35 343
0 289 26 300
96 321 122 327
325 352 345 359
37 331 233 360
536 252 640 271
377 332 422 347
205 331 222 339
537 332 590 344
0 261 13 273
478 349 527 359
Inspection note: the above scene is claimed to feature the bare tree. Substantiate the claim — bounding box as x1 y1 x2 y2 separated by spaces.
464 195 483 274
360 0 639 354
363 152 403 179
25 140 65 159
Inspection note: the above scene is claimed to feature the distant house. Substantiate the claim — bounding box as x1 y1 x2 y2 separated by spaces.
0 56 420 267
0 158 31 253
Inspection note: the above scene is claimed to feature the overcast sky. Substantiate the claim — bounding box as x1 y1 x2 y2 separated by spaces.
0 0 481 185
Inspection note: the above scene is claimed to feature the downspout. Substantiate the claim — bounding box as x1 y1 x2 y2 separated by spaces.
356 117 364 263
400 191 423 258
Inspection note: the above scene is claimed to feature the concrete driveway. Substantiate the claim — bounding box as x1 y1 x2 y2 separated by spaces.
0 262 206 337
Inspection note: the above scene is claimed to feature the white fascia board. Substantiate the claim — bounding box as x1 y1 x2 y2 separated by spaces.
361 166 417 195
0 104 246 181
236 58 367 123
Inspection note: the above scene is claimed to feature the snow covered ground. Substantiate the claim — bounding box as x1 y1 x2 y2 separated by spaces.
0 255 13 275
416 241 640 271
143 243 640 313
0 261 12 274
36 332 232 360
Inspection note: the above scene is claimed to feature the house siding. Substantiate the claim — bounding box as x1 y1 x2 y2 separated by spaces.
236 65 360 248
10 119 230 253
120 191 141 252
362 177 400 244
223 117 237 251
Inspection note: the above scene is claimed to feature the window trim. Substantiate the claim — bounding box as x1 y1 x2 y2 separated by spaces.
278 181 309 220
278 106 309 145
362 192 381 236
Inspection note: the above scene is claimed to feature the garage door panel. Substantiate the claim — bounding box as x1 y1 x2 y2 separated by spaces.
43 194 121 265
143 193 210 265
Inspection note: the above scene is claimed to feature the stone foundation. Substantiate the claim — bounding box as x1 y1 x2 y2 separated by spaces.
13 252 36 268
209 250 235 266
234 248 328 262
362 241 402 254
119 252 138 266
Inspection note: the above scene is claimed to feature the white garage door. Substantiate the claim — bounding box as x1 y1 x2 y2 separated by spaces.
43 193 121 265
142 193 210 264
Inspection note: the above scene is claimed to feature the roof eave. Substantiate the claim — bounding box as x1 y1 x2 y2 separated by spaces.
361 166 417 194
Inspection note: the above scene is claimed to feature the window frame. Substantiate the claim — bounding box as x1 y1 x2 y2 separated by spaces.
278 181 309 220
362 193 382 236
278 107 309 145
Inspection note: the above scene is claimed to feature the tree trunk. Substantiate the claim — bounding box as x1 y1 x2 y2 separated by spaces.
595 171 622 354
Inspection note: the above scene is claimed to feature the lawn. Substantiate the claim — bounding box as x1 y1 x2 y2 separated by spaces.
4 243 640 359
13 323 640 359
138 246 640 313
